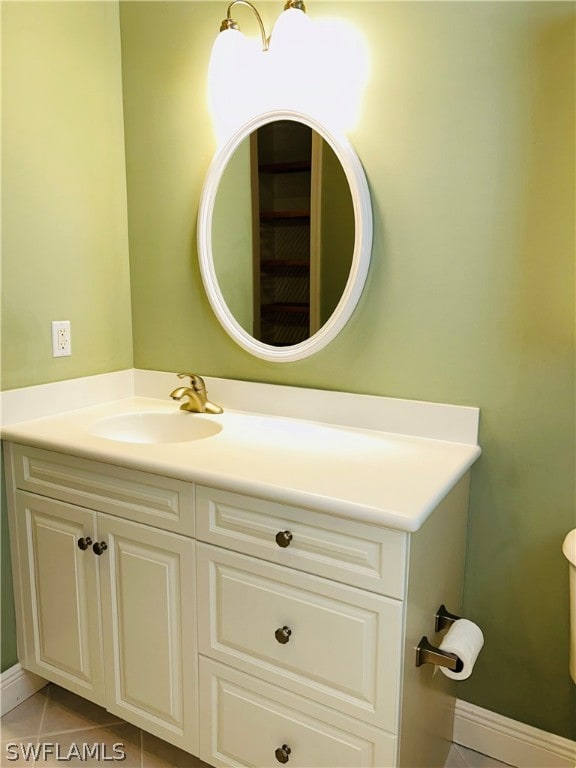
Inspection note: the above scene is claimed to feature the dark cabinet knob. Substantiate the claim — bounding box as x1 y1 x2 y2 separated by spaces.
77 537 92 551
92 541 108 556
275 745 291 764
275 626 292 644
275 530 293 548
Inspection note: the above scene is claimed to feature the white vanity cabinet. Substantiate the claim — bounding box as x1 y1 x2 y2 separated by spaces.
6 439 473 768
6 444 199 756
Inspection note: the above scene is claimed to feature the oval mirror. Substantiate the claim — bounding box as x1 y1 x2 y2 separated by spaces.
198 111 372 362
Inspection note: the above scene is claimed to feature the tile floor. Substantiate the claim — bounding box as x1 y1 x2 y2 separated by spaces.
1 684 513 768
445 743 513 768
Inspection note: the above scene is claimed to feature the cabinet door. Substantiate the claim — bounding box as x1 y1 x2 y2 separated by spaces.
13 492 105 704
98 514 198 755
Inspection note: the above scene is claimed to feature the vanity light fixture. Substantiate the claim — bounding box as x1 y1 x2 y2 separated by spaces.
208 0 315 143
208 0 369 145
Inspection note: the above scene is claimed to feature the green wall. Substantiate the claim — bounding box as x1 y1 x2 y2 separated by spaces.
1 0 574 743
1 1 133 391
1 2 132 670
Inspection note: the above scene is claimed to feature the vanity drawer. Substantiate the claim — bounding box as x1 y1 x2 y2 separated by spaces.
196 486 407 599
199 657 397 768
197 543 402 731
9 444 195 537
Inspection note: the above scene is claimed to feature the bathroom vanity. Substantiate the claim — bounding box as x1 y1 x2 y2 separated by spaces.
2 381 480 768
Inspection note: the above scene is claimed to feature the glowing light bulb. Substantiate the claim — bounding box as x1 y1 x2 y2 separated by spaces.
268 8 314 112
315 19 370 131
208 28 254 144
269 7 311 51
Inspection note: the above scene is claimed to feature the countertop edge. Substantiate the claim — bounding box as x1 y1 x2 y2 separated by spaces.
2 425 481 533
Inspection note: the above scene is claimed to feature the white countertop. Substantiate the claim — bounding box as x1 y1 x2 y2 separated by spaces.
1 394 481 532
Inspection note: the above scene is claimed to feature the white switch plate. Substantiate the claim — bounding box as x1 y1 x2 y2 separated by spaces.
51 320 71 357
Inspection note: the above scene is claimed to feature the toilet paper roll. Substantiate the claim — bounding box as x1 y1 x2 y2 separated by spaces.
438 619 484 680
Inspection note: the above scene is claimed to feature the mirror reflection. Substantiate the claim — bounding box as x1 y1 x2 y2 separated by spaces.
212 120 354 347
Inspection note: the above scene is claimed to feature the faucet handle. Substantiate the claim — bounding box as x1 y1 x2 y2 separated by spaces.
177 372 205 392
175 373 222 414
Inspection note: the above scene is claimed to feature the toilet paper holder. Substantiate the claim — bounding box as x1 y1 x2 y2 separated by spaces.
435 604 460 632
415 604 464 672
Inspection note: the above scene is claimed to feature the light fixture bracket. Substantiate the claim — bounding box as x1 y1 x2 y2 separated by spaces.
284 0 306 10
221 0 269 51
219 18 239 32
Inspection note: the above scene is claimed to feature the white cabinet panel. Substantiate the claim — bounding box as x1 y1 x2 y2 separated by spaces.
197 542 403 731
12 444 195 536
99 514 198 755
199 657 397 768
14 492 105 704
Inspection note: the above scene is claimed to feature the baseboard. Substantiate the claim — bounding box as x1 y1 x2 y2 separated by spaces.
454 699 576 768
0 664 47 716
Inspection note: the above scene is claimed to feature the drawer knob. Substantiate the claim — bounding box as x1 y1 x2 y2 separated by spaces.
77 537 92 551
275 626 292 644
275 530 293 548
275 745 291 764
92 541 108 556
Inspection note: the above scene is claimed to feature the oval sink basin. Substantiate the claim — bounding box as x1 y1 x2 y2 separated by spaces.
90 411 223 444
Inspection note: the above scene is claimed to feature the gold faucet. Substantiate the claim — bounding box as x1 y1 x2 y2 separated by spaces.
170 373 223 414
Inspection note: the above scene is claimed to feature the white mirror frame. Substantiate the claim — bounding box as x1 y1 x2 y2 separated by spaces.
197 109 372 362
